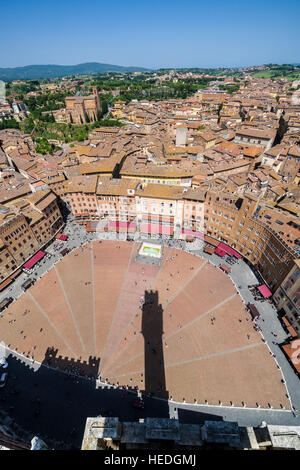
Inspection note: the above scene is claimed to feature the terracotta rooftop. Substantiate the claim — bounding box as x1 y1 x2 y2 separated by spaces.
136 183 183 200
64 175 98 194
236 127 276 140
120 158 196 179
97 178 139 196
78 156 122 175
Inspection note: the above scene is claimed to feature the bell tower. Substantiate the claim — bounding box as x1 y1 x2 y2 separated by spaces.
92 86 101 115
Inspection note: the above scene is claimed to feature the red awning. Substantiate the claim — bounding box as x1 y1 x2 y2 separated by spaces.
59 234 68 241
218 242 242 259
23 251 46 270
215 247 226 257
257 284 272 298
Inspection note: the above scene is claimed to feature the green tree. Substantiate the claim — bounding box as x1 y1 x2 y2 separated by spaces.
0 118 20 130
22 117 35 134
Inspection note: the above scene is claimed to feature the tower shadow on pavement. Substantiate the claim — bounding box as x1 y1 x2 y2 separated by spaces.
141 290 169 418
1 289 227 449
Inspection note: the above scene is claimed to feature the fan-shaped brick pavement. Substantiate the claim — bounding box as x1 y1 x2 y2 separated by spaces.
0 240 290 410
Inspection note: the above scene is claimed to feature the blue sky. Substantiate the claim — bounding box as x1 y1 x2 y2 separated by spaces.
1 0 299 68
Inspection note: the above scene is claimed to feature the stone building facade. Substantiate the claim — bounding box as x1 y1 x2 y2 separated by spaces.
273 259 300 334
0 191 63 282
63 177 297 296
54 87 101 124
65 87 101 124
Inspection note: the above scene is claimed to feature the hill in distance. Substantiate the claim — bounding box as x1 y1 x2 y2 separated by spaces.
0 62 150 81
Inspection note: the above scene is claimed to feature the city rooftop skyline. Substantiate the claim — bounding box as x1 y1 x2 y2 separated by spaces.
1 0 299 69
